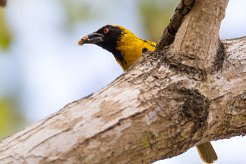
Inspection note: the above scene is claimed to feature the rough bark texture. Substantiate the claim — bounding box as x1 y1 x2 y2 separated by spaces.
0 0 245 164
157 0 196 49
170 0 227 71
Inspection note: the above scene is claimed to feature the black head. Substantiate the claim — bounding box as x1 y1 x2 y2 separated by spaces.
78 25 128 67
78 25 122 53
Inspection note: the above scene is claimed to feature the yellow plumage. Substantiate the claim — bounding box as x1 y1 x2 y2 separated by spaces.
115 26 156 70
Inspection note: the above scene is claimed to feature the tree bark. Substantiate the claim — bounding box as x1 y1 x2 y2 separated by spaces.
1 0 245 163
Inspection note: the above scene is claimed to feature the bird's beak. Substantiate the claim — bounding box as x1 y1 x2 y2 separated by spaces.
78 33 104 46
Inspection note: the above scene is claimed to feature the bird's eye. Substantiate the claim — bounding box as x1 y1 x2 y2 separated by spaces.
103 27 110 34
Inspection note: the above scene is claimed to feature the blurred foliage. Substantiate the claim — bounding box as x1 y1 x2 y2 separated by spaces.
0 8 12 51
137 0 178 42
60 0 95 30
0 0 6 7
0 98 26 139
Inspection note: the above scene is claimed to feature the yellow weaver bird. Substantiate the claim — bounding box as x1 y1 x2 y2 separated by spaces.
78 25 155 71
78 25 218 164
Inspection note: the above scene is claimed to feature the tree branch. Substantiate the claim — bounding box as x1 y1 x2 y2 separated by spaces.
0 36 245 163
0 0 244 164
157 0 196 49
170 0 228 70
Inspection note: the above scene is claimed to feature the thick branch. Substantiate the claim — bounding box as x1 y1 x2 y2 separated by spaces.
170 0 228 70
0 0 243 164
157 0 196 49
0 36 245 164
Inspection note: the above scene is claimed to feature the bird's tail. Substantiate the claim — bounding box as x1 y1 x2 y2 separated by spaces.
196 142 218 164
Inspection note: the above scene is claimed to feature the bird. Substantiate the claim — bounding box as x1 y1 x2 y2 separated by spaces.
78 24 218 164
78 25 156 71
